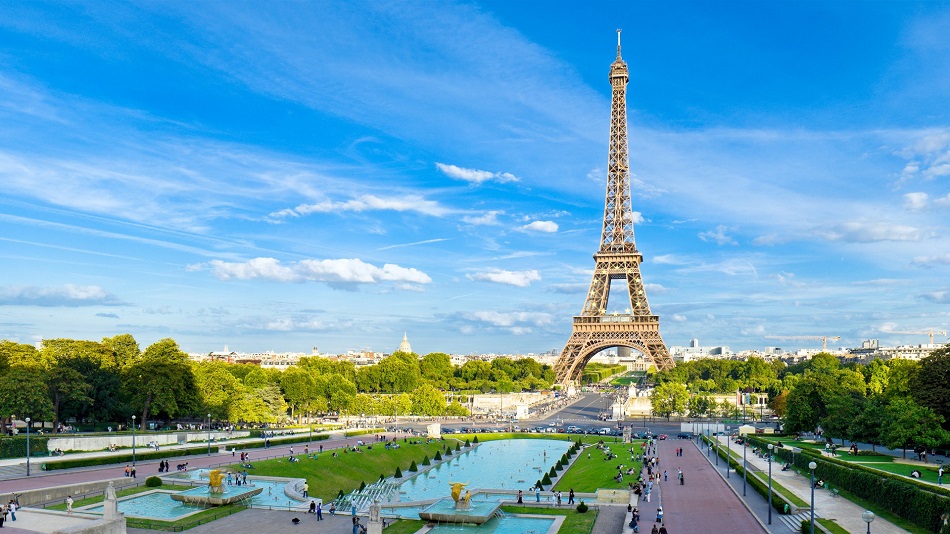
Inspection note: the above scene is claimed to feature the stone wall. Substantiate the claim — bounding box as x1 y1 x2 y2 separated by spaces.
0 477 135 507
47 431 249 452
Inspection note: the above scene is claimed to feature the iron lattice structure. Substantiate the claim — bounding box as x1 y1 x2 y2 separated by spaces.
554 32 674 386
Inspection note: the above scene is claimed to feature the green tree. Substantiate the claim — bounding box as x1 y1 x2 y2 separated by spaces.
881 397 948 458
650 382 689 419
0 340 38 372
908 347 950 429
687 394 713 417
0 368 55 422
194 361 245 421
420 352 455 387
849 396 887 452
122 338 199 429
411 383 447 416
280 367 317 421
100 333 140 369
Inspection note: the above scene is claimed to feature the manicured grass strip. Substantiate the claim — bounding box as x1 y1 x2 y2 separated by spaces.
501 505 598 534
383 519 426 533
554 442 643 492
239 439 461 502
816 518 850 534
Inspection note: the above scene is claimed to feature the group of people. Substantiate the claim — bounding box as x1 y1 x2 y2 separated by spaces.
0 500 18 527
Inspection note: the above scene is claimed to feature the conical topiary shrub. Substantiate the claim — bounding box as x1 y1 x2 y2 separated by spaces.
395 466 403 478
379 474 385 482
434 450 443 461
455 442 461 452
465 439 471 447
338 489 344 500
473 436 479 444
422 455 430 466
541 473 552 486
409 460 418 472
549 466 557 478
359 480 366 492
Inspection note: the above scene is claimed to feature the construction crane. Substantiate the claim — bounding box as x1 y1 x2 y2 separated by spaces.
888 329 947 345
765 335 841 351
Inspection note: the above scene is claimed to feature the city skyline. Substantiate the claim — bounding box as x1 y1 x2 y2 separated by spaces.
1 2 949 355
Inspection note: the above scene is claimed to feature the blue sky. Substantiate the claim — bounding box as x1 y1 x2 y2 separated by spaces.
2 1 949 356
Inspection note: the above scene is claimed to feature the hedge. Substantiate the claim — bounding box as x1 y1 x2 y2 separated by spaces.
42 444 221 471
745 435 950 533
342 428 385 438
0 435 50 459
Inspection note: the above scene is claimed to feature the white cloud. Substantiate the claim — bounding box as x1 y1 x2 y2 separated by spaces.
435 163 519 184
270 194 452 219
631 211 645 224
815 221 923 243
670 314 687 322
0 284 122 306
919 291 950 303
462 210 503 226
199 257 431 286
466 310 553 328
903 192 929 210
698 225 738 245
934 193 950 207
912 253 950 266
466 269 541 287
520 220 558 233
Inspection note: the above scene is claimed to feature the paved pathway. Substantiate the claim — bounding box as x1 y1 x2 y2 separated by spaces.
653 438 767 533
713 435 908 534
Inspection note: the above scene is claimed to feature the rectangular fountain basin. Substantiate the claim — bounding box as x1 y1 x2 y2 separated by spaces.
418 498 501 525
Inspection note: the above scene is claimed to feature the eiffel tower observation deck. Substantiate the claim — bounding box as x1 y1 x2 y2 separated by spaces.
554 31 674 386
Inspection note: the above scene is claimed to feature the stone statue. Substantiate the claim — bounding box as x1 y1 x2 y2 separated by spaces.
103 481 119 519
369 500 381 523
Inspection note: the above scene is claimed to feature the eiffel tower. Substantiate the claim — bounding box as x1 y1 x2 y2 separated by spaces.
554 31 674 386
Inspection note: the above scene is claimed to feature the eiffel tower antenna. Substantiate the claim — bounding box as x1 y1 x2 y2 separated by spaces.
554 35 674 388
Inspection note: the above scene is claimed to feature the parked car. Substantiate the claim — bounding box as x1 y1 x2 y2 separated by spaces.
657 434 668 440
676 432 692 439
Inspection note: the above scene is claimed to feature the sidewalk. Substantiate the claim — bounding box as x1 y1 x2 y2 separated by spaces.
713 435 907 534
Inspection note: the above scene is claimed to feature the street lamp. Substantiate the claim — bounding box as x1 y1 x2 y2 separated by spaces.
207 414 212 456
809 461 818 534
25 417 31 477
862 510 875 534
715 437 719 466
308 411 312 445
131 415 136 465
767 443 774 525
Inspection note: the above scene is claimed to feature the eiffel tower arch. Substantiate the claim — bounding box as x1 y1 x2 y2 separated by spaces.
554 31 674 387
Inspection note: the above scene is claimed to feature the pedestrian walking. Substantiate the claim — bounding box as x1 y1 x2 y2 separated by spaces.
517 490 523 503
66 495 74 514
316 502 323 520
536 488 541 502
7 500 16 522
568 488 575 505
663 470 667 481
939 466 944 485
556 491 561 507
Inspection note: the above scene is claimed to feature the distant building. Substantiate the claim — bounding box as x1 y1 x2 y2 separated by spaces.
669 338 733 363
396 333 412 354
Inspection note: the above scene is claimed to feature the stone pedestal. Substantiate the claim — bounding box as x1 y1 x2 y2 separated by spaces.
367 500 382 534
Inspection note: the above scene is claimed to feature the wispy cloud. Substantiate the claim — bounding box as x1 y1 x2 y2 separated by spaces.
377 238 450 251
520 221 558 233
436 163 518 184
192 257 432 286
466 269 541 287
814 221 924 243
269 194 453 219
462 210 503 226
0 285 123 307
698 225 738 245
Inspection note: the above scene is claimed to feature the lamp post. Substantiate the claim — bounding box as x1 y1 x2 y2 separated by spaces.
25 416 31 476
862 510 875 534
308 411 312 445
207 414 212 456
131 415 136 466
767 443 774 525
809 461 818 534
715 437 719 466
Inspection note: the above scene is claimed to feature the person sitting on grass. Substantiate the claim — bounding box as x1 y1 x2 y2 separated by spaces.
911 470 922 478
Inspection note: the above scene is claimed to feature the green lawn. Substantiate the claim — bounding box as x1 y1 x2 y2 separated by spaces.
236 438 462 502
554 441 643 492
501 505 598 534
383 519 426 533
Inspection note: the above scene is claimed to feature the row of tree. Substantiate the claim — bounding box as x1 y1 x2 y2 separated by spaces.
649 349 950 450
0 336 556 431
